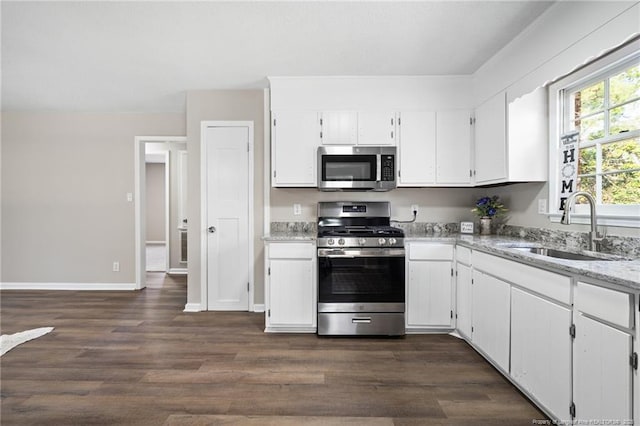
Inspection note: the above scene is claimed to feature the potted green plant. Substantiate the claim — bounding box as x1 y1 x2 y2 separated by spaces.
472 196 507 235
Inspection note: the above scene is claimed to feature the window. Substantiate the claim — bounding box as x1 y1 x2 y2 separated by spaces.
549 41 640 227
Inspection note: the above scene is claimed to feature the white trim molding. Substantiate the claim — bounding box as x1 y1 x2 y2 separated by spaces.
0 282 137 291
253 304 265 313
168 268 188 275
183 303 202 312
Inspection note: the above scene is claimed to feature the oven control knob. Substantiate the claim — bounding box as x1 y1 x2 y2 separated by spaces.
358 238 367 246
389 238 397 245
328 238 335 245
378 238 386 245
338 238 345 245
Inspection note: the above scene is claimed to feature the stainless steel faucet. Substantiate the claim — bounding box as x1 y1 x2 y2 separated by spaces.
561 191 603 251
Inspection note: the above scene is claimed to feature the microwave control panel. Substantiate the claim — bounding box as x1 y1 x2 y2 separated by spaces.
381 155 395 181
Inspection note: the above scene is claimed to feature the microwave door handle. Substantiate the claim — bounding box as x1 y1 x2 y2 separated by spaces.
376 155 381 181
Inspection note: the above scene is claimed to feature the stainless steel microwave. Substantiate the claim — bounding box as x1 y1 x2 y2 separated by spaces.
317 146 396 191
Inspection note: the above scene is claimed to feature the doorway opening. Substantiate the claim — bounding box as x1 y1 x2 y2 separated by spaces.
134 136 188 290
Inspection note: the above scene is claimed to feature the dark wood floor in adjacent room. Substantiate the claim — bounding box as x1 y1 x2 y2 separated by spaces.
1 273 547 425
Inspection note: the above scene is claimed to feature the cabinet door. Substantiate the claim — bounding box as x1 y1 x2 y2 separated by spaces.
436 110 472 185
573 312 633 423
320 111 358 145
507 87 547 182
358 111 396 146
511 288 572 421
268 257 316 328
471 270 510 372
474 92 507 184
407 260 453 328
271 111 319 186
456 262 472 338
397 111 436 185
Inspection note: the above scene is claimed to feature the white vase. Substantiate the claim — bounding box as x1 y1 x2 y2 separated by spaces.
479 217 492 235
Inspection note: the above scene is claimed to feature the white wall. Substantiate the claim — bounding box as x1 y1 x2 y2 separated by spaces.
473 1 640 237
185 90 265 306
474 1 640 104
1 112 185 284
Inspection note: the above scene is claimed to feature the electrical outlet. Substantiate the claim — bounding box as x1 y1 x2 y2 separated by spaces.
411 204 419 215
112 261 120 272
538 199 547 214
293 203 302 215
126 193 133 202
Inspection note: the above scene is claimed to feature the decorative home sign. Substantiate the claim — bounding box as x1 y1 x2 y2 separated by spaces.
558 131 579 212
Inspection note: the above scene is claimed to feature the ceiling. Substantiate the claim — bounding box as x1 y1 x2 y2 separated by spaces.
1 1 555 113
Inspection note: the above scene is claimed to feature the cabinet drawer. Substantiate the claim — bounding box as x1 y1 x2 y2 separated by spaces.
268 242 315 259
456 245 471 265
409 243 453 260
575 281 633 329
473 251 570 305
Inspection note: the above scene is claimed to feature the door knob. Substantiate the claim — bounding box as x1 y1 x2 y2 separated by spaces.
208 226 216 233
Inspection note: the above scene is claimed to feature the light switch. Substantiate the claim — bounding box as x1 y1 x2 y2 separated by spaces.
126 192 133 202
293 204 302 215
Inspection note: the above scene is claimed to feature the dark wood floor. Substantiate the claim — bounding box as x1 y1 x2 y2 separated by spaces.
1 273 547 425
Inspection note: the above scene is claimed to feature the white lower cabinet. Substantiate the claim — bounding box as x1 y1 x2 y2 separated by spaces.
265 242 317 332
455 246 472 339
573 282 635 423
510 287 572 421
406 242 454 331
471 269 510 372
461 249 636 425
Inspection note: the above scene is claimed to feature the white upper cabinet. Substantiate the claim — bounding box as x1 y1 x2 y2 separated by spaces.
397 110 472 186
506 87 548 182
474 91 508 184
320 111 396 146
358 111 396 146
436 110 472 185
473 88 548 185
397 111 436 186
320 111 358 145
271 110 319 187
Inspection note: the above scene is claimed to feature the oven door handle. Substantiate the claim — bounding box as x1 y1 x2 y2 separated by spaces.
318 248 405 258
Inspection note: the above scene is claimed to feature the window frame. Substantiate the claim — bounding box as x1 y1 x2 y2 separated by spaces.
548 41 640 228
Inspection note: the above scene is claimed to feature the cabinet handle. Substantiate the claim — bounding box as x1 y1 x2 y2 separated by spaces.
391 131 394 139
352 317 372 324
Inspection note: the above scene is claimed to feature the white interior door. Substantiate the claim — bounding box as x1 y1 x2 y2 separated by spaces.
205 125 250 311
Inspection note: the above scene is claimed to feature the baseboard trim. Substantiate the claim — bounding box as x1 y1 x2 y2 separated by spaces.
146 241 166 245
253 304 265 313
183 303 202 312
0 282 137 291
168 268 188 275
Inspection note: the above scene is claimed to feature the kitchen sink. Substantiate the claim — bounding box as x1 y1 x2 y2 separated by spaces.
510 247 611 261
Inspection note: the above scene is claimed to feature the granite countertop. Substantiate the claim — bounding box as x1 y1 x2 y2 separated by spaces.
262 225 639 290
405 231 640 291
262 231 316 242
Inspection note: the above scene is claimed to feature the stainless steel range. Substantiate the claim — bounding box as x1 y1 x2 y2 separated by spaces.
317 201 405 336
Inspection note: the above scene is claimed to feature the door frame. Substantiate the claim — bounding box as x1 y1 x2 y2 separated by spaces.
134 136 187 290
200 121 254 311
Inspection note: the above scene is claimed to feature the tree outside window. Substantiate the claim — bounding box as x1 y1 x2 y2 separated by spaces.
567 62 640 205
